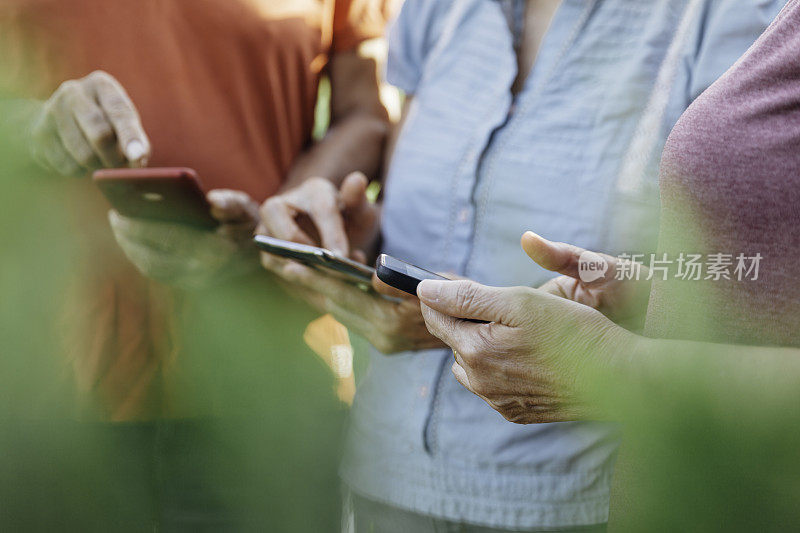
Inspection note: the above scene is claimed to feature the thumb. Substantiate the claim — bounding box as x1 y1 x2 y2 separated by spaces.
521 231 583 275
417 279 520 324
207 189 259 225
521 231 617 282
339 171 369 211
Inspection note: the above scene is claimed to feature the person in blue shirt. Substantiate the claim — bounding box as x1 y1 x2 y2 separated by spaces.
258 0 786 531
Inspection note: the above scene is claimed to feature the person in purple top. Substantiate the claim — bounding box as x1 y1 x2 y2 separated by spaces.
416 0 800 527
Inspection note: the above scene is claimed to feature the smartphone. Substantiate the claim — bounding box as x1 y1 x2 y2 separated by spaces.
376 254 488 323
254 235 375 286
93 167 218 229
375 254 449 297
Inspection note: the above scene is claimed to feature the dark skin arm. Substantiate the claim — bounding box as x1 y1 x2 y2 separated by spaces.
281 49 389 192
260 48 389 258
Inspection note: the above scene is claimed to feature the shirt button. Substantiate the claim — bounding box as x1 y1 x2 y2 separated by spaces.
458 208 470 223
418 386 429 398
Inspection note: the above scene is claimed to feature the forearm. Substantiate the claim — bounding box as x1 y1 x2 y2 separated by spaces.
283 112 387 191
601 331 800 409
641 336 800 385
284 48 389 191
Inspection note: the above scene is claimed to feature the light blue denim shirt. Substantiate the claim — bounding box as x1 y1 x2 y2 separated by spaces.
341 0 784 529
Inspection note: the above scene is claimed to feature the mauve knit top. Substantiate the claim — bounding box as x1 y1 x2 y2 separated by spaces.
646 0 800 347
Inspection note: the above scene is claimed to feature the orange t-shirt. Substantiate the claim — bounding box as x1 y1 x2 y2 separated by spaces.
2 0 385 198
0 0 388 420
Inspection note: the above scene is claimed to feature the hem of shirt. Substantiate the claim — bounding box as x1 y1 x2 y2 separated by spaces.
339 456 612 530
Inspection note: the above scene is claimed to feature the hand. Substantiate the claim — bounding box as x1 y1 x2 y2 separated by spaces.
417 279 634 424
259 252 444 354
259 172 379 262
30 70 150 176
109 190 259 289
522 231 650 330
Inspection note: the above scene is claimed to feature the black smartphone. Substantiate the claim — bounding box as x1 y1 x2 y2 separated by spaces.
254 235 375 286
376 254 488 323
375 254 449 297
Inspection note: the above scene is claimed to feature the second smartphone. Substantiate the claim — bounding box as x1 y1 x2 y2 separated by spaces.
375 254 448 297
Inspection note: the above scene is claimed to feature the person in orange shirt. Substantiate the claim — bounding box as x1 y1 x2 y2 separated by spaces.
0 0 391 529
2 0 388 414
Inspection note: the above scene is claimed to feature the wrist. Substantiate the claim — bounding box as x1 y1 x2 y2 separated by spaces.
598 322 637 362
593 320 657 385
566 318 643 419
576 317 640 385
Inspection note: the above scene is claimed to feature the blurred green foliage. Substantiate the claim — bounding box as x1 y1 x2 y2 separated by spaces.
0 86 346 531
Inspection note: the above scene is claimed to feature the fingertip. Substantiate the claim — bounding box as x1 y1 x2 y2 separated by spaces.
521 231 545 252
206 189 229 209
340 171 369 207
521 231 563 270
417 279 444 303
209 193 240 224
107 209 120 226
329 243 349 258
124 139 146 163
345 171 368 187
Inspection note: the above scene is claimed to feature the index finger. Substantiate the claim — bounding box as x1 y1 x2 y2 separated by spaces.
417 279 526 325
259 199 316 247
306 196 349 257
89 72 150 166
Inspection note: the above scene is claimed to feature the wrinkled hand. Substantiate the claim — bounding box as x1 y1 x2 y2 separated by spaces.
522 231 650 331
109 190 259 289
418 279 632 424
259 172 379 262
30 70 150 176
259 252 444 354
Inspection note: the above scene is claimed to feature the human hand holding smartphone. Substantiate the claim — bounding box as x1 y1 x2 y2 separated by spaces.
376 254 489 324
375 254 449 296
96 167 260 289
